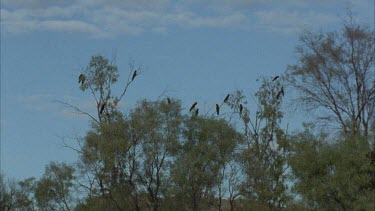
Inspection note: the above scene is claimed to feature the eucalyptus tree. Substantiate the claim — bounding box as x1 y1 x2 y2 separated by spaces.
170 116 241 211
288 125 375 210
34 162 75 211
0 173 35 211
226 78 291 209
286 20 374 138
130 99 183 211
60 55 144 210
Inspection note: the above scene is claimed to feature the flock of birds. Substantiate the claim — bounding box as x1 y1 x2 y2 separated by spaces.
170 75 284 118
78 72 284 118
78 70 139 116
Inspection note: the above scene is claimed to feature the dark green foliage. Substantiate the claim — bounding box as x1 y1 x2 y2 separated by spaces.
226 78 292 209
289 126 375 210
170 117 241 211
34 162 75 210
0 174 35 210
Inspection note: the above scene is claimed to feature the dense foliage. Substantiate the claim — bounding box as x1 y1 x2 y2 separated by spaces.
1 21 374 211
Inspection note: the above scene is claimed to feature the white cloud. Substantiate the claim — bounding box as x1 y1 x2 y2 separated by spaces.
254 10 340 34
38 20 101 33
17 94 54 111
2 0 74 9
1 0 371 36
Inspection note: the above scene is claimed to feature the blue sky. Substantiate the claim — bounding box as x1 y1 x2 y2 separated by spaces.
1 0 373 180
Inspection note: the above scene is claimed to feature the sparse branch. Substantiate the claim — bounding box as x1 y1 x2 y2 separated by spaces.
53 100 100 125
118 61 142 103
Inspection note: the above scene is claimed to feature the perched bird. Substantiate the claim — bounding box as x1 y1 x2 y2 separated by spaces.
167 98 171 105
277 86 285 99
99 101 106 115
272 75 280 81
224 94 230 103
189 102 198 112
195 109 199 117
216 104 220 115
239 104 243 115
78 74 85 86
276 91 281 99
132 70 137 81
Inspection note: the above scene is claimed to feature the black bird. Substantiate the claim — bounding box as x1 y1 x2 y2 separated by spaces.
189 102 197 112
224 94 230 103
216 104 220 115
195 109 199 117
99 101 106 115
272 76 280 81
276 86 285 99
276 91 281 99
78 74 85 85
132 70 137 81
239 104 243 115
167 98 171 105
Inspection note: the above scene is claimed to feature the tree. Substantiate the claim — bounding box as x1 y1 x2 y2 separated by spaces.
286 19 375 138
59 55 140 125
130 99 182 211
77 113 140 210
226 159 242 211
226 78 291 209
34 162 76 211
170 117 241 211
0 173 35 210
288 124 375 210
60 55 143 210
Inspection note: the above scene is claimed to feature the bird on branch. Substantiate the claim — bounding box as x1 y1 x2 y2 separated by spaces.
277 86 285 99
224 94 230 103
99 101 106 115
132 70 138 81
189 102 198 112
78 74 85 86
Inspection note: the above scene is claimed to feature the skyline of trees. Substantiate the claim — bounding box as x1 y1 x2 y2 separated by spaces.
1 18 374 211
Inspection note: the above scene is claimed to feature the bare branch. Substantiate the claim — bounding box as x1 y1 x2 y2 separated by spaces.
53 100 100 125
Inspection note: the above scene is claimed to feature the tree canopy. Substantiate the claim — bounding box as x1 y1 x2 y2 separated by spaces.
2 18 374 211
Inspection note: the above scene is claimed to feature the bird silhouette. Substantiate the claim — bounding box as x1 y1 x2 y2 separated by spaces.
189 102 197 112
99 101 106 115
239 104 243 115
276 86 285 99
195 109 199 117
132 70 137 81
224 94 230 103
78 74 85 86
276 91 281 99
216 104 220 115
167 98 171 104
272 76 280 81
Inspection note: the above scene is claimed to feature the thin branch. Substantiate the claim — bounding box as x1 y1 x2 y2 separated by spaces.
53 100 100 125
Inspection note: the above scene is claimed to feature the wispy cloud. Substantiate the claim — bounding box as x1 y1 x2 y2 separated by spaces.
1 0 371 37
17 94 54 111
254 10 340 34
15 94 98 121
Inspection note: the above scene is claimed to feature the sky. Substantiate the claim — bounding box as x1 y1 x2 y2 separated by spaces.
1 0 374 180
